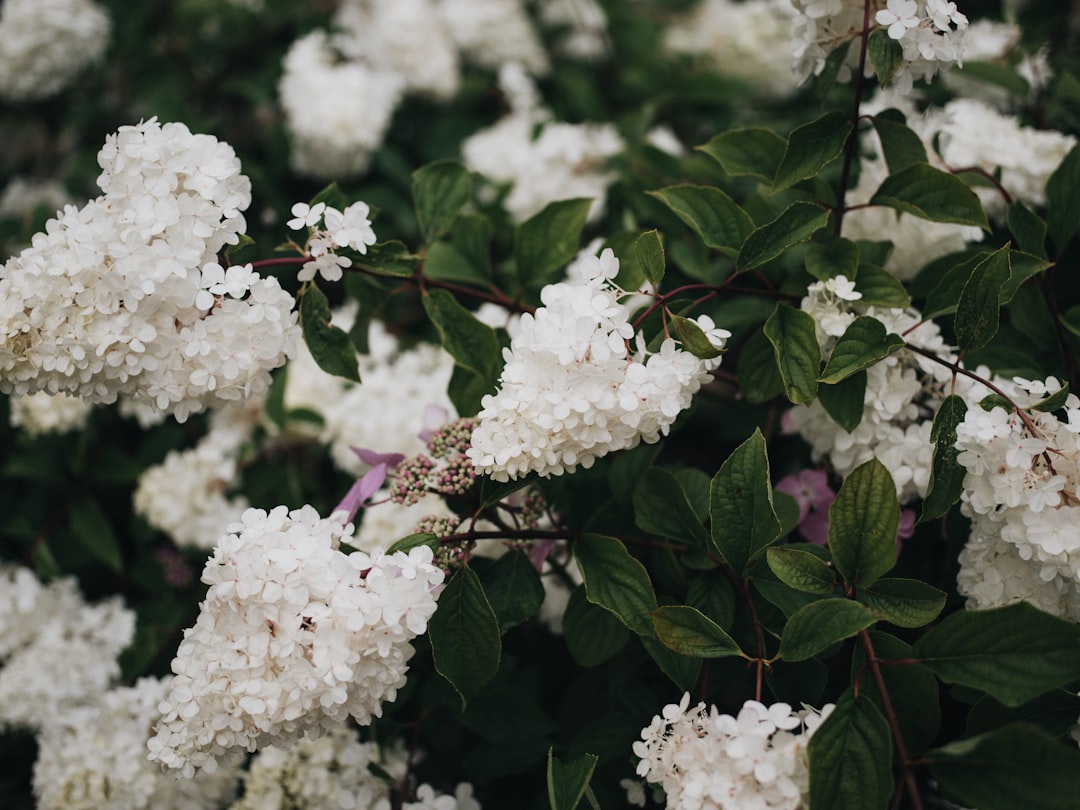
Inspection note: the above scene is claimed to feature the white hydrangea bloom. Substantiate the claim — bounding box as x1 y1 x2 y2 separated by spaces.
0 119 299 422
0 177 73 224
33 677 239 810
468 249 726 481
436 0 549 75
539 0 609 60
631 694 833 810
0 0 110 100
954 380 1080 621
664 0 800 98
8 391 93 435
396 782 482 810
0 568 134 730
148 505 445 776
279 31 405 179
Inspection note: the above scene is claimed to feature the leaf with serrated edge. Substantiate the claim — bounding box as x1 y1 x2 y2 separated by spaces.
573 533 658 636
647 185 754 256
819 316 905 384
778 598 877 662
870 164 989 229
428 567 501 706
709 429 782 574
774 111 852 190
764 304 820 405
651 605 746 659
767 547 838 596
828 459 899 588
737 202 830 272
809 688 893 810
696 128 785 182
856 578 946 628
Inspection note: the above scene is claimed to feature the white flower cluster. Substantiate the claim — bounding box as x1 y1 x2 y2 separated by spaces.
943 18 1051 108
8 390 93 435
0 566 134 730
631 694 832 810
148 505 445 776
789 277 989 503
462 65 623 224
791 0 968 93
287 200 378 283
0 0 110 100
33 677 239 810
0 176 73 225
663 0 800 98
538 0 609 60
0 119 299 422
435 0 549 76
468 249 726 481
955 379 1080 621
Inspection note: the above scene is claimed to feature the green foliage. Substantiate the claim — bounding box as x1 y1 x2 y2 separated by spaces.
819 316 905 384
514 199 594 288
828 459 899 589
870 163 990 229
412 160 472 244
808 689 894 810
736 202 831 272
299 284 361 382
428 566 502 707
647 184 754 256
573 534 657 637
764 303 821 404
709 429 782 574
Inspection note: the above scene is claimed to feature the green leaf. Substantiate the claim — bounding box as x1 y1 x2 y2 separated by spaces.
736 202 831 272
778 598 878 662
923 252 985 319
695 128 785 182
412 159 471 244
424 240 489 285
608 443 662 509
817 372 867 433
819 316 905 384
686 571 736 629
763 303 821 405
650 605 745 659
451 213 494 279
1045 143 1080 253
870 163 989 229
479 551 546 634
647 185 754 257
957 60 1031 95
709 429 782 574
967 690 1080 739
999 249 1052 305
562 586 630 666
514 198 594 287
422 289 501 378
954 245 1011 352
1007 201 1048 259
386 533 440 554
805 238 859 281
1033 383 1071 413
634 467 710 548
641 636 702 691
224 232 255 263
548 749 599 810
573 533 658 637
428 566 502 706
70 497 122 572
300 284 361 383
853 264 910 308
766 547 838 596
817 39 853 101
921 395 969 522
867 28 904 85
357 240 419 277
828 459 899 588
871 109 929 174
634 229 665 288
809 689 893 810
929 723 1080 810
774 111 852 190
737 326 785 403
856 578 946 629
671 314 724 360
447 364 490 418
913 602 1080 706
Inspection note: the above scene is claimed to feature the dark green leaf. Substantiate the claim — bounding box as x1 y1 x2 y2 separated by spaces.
828 459 899 588
70 497 122 572
774 111 852 190
695 128 785 182
709 429 782 574
737 326 785 403
480 551 546 633
300 284 361 383
766 547 838 596
671 314 724 360
929 724 1080 810
923 252 985 319
913 602 1080 706
650 605 745 659
805 238 859 281
870 164 989 229
686 571 736 629
819 316 905 384
422 289 501 378
1045 143 1080 253
853 264 910 308
635 467 710 548
357 240 419 277
573 533 658 637
1033 383 1071 413
412 159 471 243
386 533 440 554
424 240 489 285
773 490 803 538
608 443 661 509
514 198 594 287
967 690 1080 739
817 39 853 100
921 395 969 522
562 586 631 666
641 636 702 691
808 688 894 810
818 372 867 433
955 245 1011 352
428 566 502 706
1007 202 1048 259
778 598 877 661
548 749 599 810
998 249 1050 305
634 229 665 288
451 213 494 279
764 303 821 405
856 578 946 628
447 364 491 418
647 185 754 257
868 28 904 85
737 202 831 272
871 109 929 174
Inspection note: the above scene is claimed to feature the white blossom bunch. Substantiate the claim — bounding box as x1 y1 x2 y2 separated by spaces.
788 276 989 502
435 0 549 76
0 177 73 225
791 0 968 93
0 567 135 730
278 31 405 179
663 0 800 98
33 677 239 810
468 249 727 481
0 0 110 101
538 0 609 60
943 18 1052 108
0 119 299 422
630 694 833 809
287 200 378 283
955 379 1080 621
148 505 445 776
8 391 93 435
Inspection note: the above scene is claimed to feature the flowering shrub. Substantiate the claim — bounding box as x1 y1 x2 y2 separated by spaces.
4 1 1080 809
